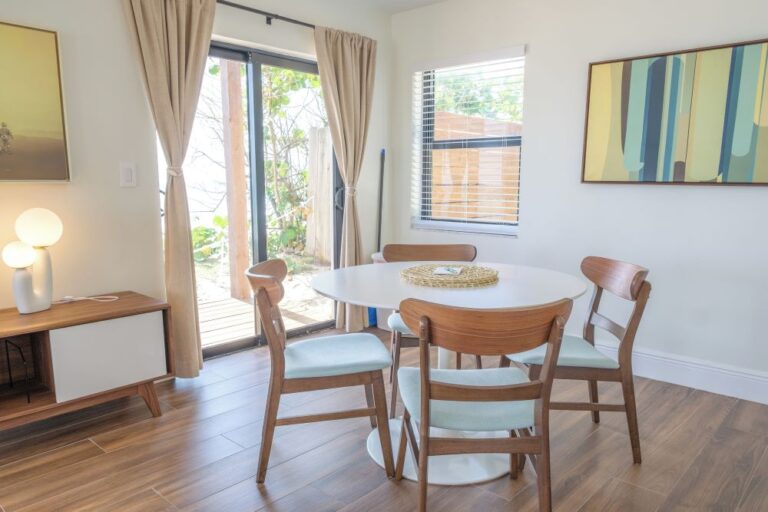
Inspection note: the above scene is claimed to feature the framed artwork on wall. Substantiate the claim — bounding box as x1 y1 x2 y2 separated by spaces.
0 21 70 181
582 38 768 185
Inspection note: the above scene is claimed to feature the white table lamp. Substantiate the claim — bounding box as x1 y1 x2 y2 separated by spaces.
2 208 63 314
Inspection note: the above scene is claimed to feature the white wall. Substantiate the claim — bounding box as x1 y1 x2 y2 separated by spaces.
389 0 768 385
0 0 164 307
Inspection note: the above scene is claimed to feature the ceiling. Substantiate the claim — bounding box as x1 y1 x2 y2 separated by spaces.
362 0 446 13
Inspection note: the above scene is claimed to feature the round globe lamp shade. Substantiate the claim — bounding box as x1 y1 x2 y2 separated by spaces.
15 208 63 247
2 241 37 269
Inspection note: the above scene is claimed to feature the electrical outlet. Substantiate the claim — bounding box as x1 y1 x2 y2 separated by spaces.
119 162 137 187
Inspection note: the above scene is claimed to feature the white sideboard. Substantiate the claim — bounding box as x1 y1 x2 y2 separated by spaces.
0 291 173 431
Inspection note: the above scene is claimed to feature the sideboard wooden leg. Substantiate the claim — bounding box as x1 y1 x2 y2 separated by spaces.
138 382 162 417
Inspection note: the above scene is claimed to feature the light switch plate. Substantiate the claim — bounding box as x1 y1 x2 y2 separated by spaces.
119 162 137 187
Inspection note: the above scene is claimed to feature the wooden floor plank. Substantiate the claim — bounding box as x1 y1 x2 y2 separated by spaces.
336 480 421 512
0 439 104 490
724 399 768 437
157 389 371 508
428 486 513 512
159 369 268 410
221 386 362 448
155 366 227 397
738 441 768 512
203 349 269 378
594 377 697 443
179 428 372 512
89 489 176 512
0 397 163 466
577 478 665 511
90 384 273 453
255 485 344 512
504 428 634 512
2 433 240 512
660 426 767 511
618 390 738 495
157 419 365 509
307 449 398 505
13 436 240 512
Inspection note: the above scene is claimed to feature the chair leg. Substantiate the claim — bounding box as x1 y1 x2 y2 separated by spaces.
372 372 395 477
499 355 511 368
390 331 402 419
509 430 519 480
517 428 530 472
456 352 462 369
475 355 483 369
536 432 552 512
389 328 396 383
418 430 429 512
588 380 600 423
257 380 281 483
529 364 542 381
395 410 410 480
364 383 377 428
404 410 420 466
622 372 642 464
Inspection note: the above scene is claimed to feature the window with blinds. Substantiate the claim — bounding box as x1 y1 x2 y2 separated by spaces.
411 57 524 235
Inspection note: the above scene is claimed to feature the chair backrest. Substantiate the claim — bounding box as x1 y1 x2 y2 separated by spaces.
382 244 477 263
399 298 572 424
580 256 651 368
246 259 289 374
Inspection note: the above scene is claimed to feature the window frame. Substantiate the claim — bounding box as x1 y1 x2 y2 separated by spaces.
414 62 523 237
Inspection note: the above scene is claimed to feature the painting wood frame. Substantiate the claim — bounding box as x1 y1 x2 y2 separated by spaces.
582 37 768 186
0 21 70 182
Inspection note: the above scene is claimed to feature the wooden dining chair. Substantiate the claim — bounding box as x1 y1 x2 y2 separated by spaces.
382 244 480 418
502 256 651 463
395 298 573 512
246 259 395 482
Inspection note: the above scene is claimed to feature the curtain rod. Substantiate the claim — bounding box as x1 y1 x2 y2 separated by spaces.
216 0 316 29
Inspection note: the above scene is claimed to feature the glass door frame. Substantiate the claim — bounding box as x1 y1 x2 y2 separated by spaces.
203 42 343 359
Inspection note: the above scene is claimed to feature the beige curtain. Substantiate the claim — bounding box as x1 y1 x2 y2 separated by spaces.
314 27 377 332
125 0 215 377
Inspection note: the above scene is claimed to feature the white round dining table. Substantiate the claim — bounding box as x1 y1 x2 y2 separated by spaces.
311 261 588 485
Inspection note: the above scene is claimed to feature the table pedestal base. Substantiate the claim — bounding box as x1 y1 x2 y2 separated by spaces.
366 418 510 485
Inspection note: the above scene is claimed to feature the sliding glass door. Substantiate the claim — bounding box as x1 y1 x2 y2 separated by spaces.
181 45 339 352
260 62 337 332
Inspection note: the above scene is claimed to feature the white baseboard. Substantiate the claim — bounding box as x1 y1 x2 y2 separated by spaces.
594 341 768 405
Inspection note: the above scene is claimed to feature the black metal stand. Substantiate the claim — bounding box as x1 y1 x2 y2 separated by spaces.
3 339 31 404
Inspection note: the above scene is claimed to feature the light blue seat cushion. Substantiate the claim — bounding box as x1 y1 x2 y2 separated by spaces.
387 312 414 335
284 333 392 379
507 334 619 369
398 367 535 431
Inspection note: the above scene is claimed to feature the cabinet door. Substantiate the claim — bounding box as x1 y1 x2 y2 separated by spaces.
49 312 167 403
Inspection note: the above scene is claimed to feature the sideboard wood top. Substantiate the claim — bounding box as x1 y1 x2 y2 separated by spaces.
0 291 169 338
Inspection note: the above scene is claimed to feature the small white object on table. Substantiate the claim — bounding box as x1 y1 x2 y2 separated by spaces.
311 261 587 485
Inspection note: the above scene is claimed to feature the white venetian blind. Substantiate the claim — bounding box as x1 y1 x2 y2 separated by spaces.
411 56 525 234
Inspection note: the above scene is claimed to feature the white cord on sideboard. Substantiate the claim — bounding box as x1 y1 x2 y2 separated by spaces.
54 295 120 304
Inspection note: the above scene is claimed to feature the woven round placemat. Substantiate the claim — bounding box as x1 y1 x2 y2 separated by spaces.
400 264 499 288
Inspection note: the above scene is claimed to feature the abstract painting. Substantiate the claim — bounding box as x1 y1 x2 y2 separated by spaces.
0 21 69 181
583 39 768 185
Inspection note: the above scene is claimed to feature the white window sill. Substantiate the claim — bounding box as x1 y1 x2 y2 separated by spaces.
411 219 519 237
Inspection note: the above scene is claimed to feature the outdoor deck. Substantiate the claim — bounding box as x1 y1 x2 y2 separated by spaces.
199 283 335 347
199 298 257 347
